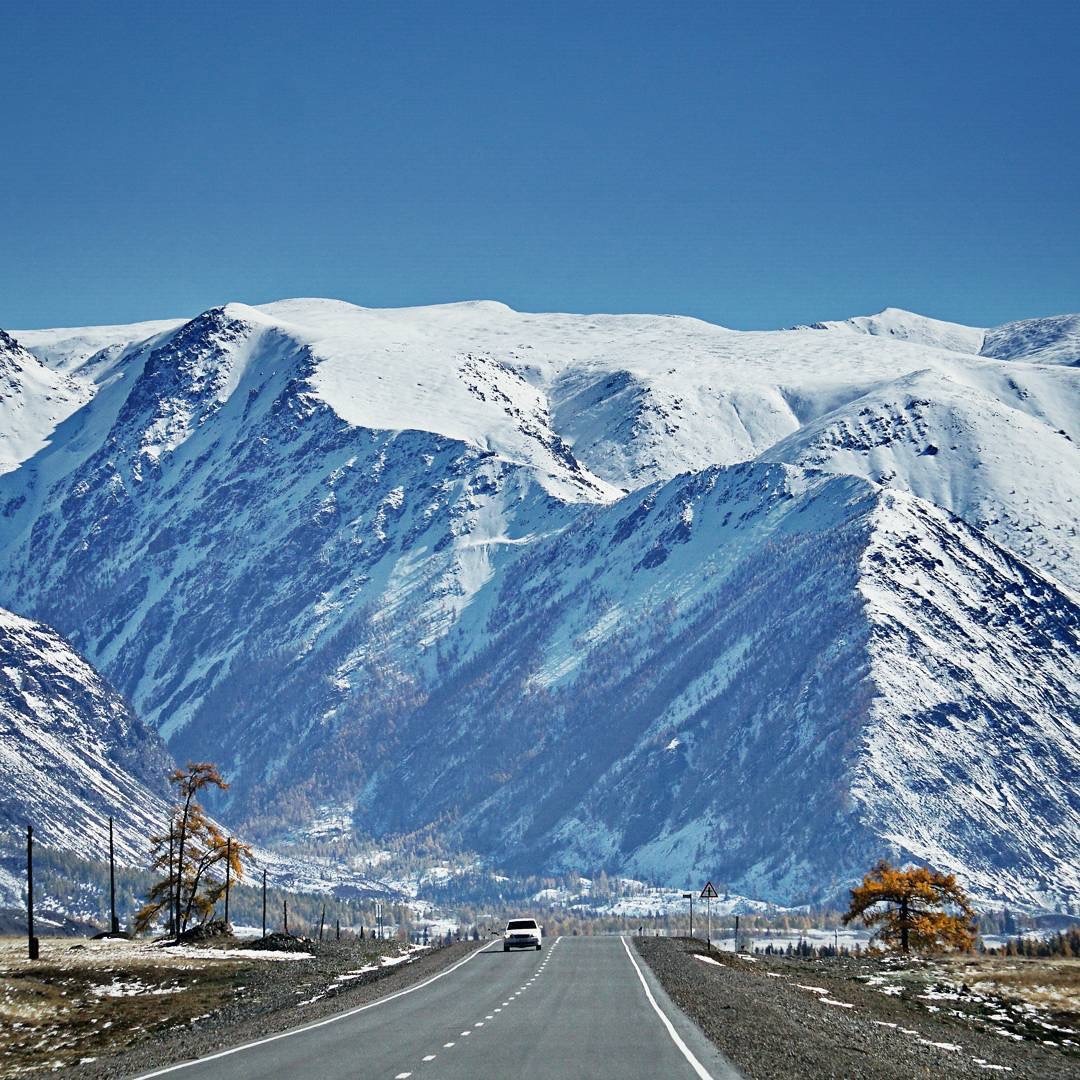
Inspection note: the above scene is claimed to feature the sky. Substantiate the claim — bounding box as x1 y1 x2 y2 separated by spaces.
2 0 1077 330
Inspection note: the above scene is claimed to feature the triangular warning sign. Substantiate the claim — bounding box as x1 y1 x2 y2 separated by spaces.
700 881 719 899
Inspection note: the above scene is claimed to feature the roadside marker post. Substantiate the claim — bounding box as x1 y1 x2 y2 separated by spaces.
682 891 694 939
734 914 739 954
261 869 267 938
700 881 718 952
109 816 119 934
27 825 38 961
224 837 231 927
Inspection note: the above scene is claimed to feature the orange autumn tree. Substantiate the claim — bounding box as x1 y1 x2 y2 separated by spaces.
842 861 976 954
136 763 251 937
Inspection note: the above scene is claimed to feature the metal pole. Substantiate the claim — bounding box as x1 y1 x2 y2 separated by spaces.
734 914 740 954
336 918 340 942
109 816 118 934
690 895 694 940
224 838 231 927
27 825 38 960
707 897 712 951
261 869 267 938
319 903 325 942
284 898 289 935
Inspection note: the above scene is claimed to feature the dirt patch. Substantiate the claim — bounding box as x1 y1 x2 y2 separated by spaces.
635 936 1078 1080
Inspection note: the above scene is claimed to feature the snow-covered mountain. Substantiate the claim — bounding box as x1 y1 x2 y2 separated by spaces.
1 298 1077 909
0 605 172 872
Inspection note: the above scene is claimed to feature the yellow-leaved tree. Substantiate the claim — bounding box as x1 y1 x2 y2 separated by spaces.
842 860 975 954
136 762 251 937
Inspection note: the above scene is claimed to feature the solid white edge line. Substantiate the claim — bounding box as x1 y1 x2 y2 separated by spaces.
134 940 498 1078
620 936 714 1080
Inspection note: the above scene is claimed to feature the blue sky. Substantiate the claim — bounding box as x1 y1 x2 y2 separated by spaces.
2 1 1077 330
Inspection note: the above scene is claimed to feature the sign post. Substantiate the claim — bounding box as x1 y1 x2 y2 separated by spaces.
700 882 718 951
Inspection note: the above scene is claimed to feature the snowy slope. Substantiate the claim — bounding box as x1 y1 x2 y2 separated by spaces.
802 307 986 355
14 317 185 374
761 361 1080 591
980 313 1080 367
0 605 172 866
0 329 92 474
1 299 1077 909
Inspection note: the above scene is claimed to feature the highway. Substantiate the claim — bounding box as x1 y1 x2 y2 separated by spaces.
136 935 740 1079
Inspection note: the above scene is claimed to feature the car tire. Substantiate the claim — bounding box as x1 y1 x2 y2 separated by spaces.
536 943 542 950
503 944 510 952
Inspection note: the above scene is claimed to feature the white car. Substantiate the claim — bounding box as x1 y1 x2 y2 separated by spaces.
503 917 543 951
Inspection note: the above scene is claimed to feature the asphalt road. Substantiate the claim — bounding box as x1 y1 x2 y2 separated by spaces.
135 935 740 1079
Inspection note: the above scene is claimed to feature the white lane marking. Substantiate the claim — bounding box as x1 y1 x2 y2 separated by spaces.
485 1014 494 1019
474 1021 484 1027
443 1042 455 1048
494 1008 502 1013
134 942 497 1078
461 1030 471 1036
620 936 715 1080
395 1074 411 1079
423 1054 436 1061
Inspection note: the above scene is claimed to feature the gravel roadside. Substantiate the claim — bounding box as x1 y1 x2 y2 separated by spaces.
79 937 484 1079
634 936 1077 1080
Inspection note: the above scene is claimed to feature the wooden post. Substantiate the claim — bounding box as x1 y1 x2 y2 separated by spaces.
319 903 325 942
283 898 288 935
261 869 267 938
335 918 340 942
224 837 231 927
734 914 740 954
27 825 38 960
109 816 119 934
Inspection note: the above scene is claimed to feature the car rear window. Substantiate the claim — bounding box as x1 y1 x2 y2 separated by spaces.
507 919 538 930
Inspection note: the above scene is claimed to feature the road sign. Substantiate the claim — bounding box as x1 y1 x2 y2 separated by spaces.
700 881 718 899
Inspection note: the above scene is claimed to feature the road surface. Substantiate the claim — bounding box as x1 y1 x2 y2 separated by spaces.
136 935 740 1079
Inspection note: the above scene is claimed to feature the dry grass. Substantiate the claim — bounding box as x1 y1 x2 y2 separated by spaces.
0 935 315 1075
943 954 1080 1018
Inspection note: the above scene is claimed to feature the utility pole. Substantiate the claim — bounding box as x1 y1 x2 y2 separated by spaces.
27 825 38 960
108 816 119 934
224 837 231 927
261 869 267 938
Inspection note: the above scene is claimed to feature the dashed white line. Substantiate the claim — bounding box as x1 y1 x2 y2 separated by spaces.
422 1054 436 1061
134 942 498 1078
395 1074 411 1079
443 1042 455 1048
